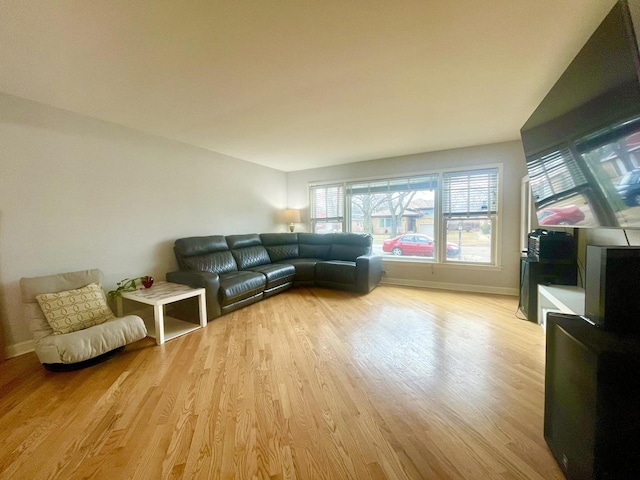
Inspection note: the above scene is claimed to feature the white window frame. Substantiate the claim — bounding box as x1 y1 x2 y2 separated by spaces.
440 166 500 265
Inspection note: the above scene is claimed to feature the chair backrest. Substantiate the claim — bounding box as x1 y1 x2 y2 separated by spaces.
20 269 103 342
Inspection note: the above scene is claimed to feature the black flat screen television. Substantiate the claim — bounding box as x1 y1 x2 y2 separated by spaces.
521 0 640 229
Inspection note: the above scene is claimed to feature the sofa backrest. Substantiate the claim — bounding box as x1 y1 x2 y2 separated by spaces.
174 232 374 271
174 235 238 274
260 233 300 262
328 233 372 261
297 232 333 259
226 234 272 270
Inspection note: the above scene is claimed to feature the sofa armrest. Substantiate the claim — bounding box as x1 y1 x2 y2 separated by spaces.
355 255 383 293
166 270 222 319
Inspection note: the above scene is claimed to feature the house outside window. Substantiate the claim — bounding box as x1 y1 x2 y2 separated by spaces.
309 165 500 265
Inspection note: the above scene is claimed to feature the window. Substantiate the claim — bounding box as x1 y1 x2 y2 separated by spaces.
310 184 344 233
442 168 498 264
380 218 393 228
347 175 438 241
309 165 500 265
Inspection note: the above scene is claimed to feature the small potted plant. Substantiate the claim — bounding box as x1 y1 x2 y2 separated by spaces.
108 276 154 299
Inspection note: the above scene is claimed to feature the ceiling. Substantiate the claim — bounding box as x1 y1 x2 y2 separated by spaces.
0 0 617 172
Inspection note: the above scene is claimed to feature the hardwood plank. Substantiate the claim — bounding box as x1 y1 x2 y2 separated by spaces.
0 286 564 479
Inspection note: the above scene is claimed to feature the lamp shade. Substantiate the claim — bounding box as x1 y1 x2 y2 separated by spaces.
284 209 301 223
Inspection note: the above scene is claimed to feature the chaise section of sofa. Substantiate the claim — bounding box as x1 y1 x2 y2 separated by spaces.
314 233 383 293
167 232 382 320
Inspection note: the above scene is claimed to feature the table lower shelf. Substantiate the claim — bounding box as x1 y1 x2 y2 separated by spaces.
141 314 203 343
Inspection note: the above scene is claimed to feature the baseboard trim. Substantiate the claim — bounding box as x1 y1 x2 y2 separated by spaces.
380 278 519 297
6 340 35 358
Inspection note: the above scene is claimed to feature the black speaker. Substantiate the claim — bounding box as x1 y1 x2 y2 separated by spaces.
545 313 640 479
585 245 640 334
519 257 577 323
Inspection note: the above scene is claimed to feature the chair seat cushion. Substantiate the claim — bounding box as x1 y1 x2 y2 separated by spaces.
247 263 295 289
35 315 147 365
219 271 266 306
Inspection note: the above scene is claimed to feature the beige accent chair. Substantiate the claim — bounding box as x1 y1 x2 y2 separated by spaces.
20 269 147 371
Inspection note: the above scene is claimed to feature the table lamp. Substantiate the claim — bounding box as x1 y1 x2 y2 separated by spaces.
284 209 301 232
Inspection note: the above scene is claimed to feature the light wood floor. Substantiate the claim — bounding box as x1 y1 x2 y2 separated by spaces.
0 286 563 480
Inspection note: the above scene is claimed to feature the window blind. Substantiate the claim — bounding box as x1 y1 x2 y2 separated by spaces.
442 168 498 217
310 184 344 222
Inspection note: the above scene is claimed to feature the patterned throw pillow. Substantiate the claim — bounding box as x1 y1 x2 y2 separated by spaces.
36 283 114 335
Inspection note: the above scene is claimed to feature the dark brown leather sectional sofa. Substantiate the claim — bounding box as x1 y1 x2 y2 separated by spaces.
166 232 383 320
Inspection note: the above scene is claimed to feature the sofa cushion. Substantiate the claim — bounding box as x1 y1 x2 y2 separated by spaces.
174 235 238 274
329 233 372 261
36 283 115 335
175 235 229 257
226 233 262 250
226 234 271 270
218 271 266 306
266 244 300 262
231 245 272 270
260 233 300 262
182 251 238 275
247 263 295 289
298 233 332 259
315 261 357 284
279 258 320 283
330 244 370 262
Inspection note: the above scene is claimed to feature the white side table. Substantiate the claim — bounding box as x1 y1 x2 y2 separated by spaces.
116 281 207 345
537 284 585 331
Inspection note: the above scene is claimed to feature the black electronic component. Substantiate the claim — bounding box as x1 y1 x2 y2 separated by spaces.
544 313 640 479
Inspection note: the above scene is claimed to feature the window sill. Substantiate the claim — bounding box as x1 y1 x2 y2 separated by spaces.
381 256 502 271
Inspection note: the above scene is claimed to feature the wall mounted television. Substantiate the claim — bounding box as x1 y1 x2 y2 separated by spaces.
521 0 640 229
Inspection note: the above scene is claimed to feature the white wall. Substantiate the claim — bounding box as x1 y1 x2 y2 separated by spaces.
286 141 528 295
0 93 287 354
